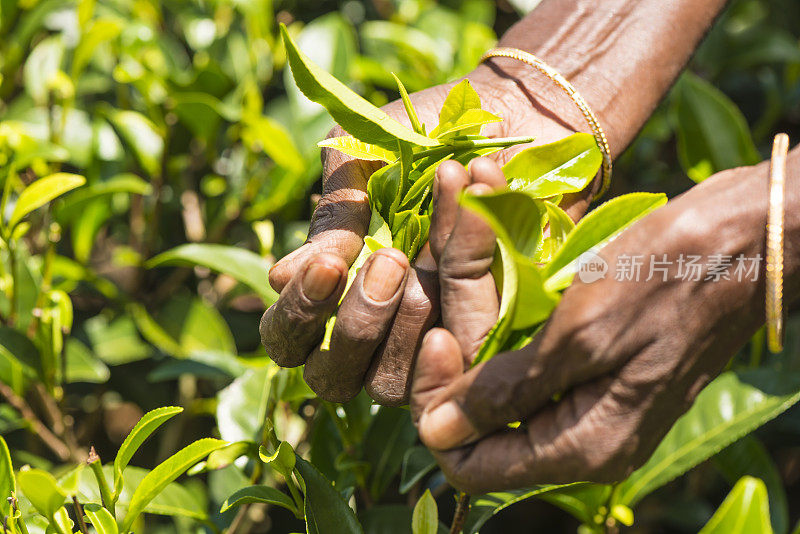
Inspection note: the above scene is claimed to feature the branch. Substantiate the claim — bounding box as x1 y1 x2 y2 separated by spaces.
0 381 71 461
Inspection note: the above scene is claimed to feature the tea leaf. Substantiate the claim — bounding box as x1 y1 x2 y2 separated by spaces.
434 109 501 139
8 173 85 229
616 366 800 507
114 406 183 501
105 110 164 177
122 438 227 531
698 477 773 534
411 490 438 534
543 192 667 290
0 436 13 517
392 73 425 136
84 503 118 534
432 79 482 134
259 441 296 475
17 468 67 519
503 133 602 198
280 24 436 151
460 190 545 258
220 486 296 513
399 446 436 494
146 244 278 305
318 136 397 163
295 456 363 534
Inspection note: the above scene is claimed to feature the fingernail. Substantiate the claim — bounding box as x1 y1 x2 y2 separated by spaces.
363 254 406 301
302 262 341 301
419 400 479 450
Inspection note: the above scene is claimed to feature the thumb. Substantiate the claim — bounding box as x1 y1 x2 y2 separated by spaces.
268 138 379 292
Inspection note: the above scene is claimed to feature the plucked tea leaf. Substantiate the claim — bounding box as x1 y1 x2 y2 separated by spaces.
392 73 425 135
280 24 436 151
698 477 773 534
318 136 397 163
433 79 482 133
459 190 544 258
503 133 602 198
434 108 501 139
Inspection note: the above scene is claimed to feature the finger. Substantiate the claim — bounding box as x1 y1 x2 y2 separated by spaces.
429 160 470 262
304 247 409 402
364 244 440 406
268 129 380 293
435 158 507 362
410 328 466 424
260 253 348 367
430 376 620 494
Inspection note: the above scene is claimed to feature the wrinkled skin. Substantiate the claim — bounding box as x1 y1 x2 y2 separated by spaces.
408 153 800 494
260 66 587 405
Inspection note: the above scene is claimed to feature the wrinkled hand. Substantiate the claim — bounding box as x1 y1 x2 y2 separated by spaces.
410 160 767 494
261 65 587 406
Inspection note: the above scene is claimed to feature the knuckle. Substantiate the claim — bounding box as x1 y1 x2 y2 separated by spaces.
311 190 370 234
338 310 385 345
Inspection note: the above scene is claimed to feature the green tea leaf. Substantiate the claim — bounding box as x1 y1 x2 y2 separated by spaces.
715 436 788 534
616 367 800 507
318 136 397 163
8 173 85 229
280 24 436 151
503 133 602 198
459 190 544 258
698 477 773 534
543 193 668 290
84 503 118 534
220 485 296 513
364 408 418 500
0 436 13 517
512 257 558 330
411 490 438 534
295 456 363 534
146 244 278 305
433 79 482 134
259 441 296 475
114 406 183 500
105 110 164 178
122 438 227 531
17 468 67 519
392 73 425 136
434 108 501 139
399 446 436 494
673 72 760 183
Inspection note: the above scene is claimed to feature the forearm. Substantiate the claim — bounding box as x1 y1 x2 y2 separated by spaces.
476 0 728 158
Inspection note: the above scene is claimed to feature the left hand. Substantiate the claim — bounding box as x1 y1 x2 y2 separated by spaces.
410 158 768 494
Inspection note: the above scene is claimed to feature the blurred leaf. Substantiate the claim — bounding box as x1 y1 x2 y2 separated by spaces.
617 365 800 507
0 326 40 387
673 72 761 183
220 485 296 513
216 366 275 442
84 503 118 534
715 435 788 534
72 18 123 78
538 483 613 527
23 35 64 104
173 92 240 140
154 295 236 356
105 109 164 177
0 436 13 517
8 173 86 229
146 244 277 305
698 477 773 534
114 406 184 501
280 23 436 151
295 455 363 534
412 490 438 534
85 315 152 365
364 407 418 500
57 173 151 217
17 468 67 519
121 438 227 531
399 446 436 494
64 338 110 383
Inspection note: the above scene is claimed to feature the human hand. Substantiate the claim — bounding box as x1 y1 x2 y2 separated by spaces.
261 64 589 406
410 159 771 493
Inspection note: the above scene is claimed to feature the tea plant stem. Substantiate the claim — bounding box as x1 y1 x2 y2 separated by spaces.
449 492 470 534
413 136 534 161
0 380 71 461
71 497 89 534
87 448 114 511
7 238 16 326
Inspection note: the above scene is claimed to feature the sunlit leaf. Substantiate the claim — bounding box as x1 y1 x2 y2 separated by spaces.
698 477 773 534
8 173 86 229
411 490 438 534
84 503 118 534
17 468 67 519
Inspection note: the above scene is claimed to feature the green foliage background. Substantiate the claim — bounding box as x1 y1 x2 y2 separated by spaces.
0 0 799 533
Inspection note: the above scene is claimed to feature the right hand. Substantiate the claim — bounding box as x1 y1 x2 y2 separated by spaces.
260 63 598 406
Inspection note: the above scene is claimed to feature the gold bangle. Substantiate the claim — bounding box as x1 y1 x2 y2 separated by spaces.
480 47 612 200
766 133 788 354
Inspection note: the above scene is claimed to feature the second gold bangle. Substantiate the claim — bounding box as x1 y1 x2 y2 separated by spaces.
766 133 788 354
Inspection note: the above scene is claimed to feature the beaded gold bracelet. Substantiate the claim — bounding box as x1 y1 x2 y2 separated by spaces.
480 47 612 199
766 133 788 354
